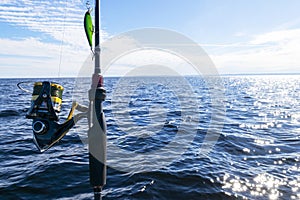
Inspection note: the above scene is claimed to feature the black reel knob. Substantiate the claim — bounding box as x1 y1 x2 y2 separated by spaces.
32 121 47 134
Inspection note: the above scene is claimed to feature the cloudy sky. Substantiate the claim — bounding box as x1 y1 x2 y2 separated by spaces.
0 0 300 78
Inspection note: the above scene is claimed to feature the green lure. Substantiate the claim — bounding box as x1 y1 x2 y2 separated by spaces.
84 10 94 49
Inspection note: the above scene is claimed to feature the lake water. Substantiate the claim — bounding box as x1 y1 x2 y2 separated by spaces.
1 75 300 200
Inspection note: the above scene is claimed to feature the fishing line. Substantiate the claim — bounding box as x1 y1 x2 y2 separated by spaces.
58 0 68 78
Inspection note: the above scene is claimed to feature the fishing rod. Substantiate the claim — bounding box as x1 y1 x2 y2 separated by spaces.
22 0 107 199
87 0 107 199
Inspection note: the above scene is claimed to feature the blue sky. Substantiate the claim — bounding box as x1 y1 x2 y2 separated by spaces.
1 0 300 77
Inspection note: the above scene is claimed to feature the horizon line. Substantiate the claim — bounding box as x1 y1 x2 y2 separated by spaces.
1 72 300 79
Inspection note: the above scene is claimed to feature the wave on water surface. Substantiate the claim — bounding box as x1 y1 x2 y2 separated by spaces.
0 75 300 200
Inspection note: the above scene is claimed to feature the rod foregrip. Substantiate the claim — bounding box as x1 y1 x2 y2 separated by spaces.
88 85 107 187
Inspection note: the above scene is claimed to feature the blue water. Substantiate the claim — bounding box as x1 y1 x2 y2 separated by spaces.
1 75 300 200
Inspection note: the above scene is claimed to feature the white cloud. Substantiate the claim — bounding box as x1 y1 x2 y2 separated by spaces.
103 49 192 77
0 37 89 77
0 0 109 47
0 0 108 77
210 28 300 74
103 28 300 76
250 29 300 45
0 1 84 45
1 1 299 77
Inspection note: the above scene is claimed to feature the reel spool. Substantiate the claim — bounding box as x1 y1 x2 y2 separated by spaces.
31 82 64 113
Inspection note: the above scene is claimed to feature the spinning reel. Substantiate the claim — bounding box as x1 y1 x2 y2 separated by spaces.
25 81 87 152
